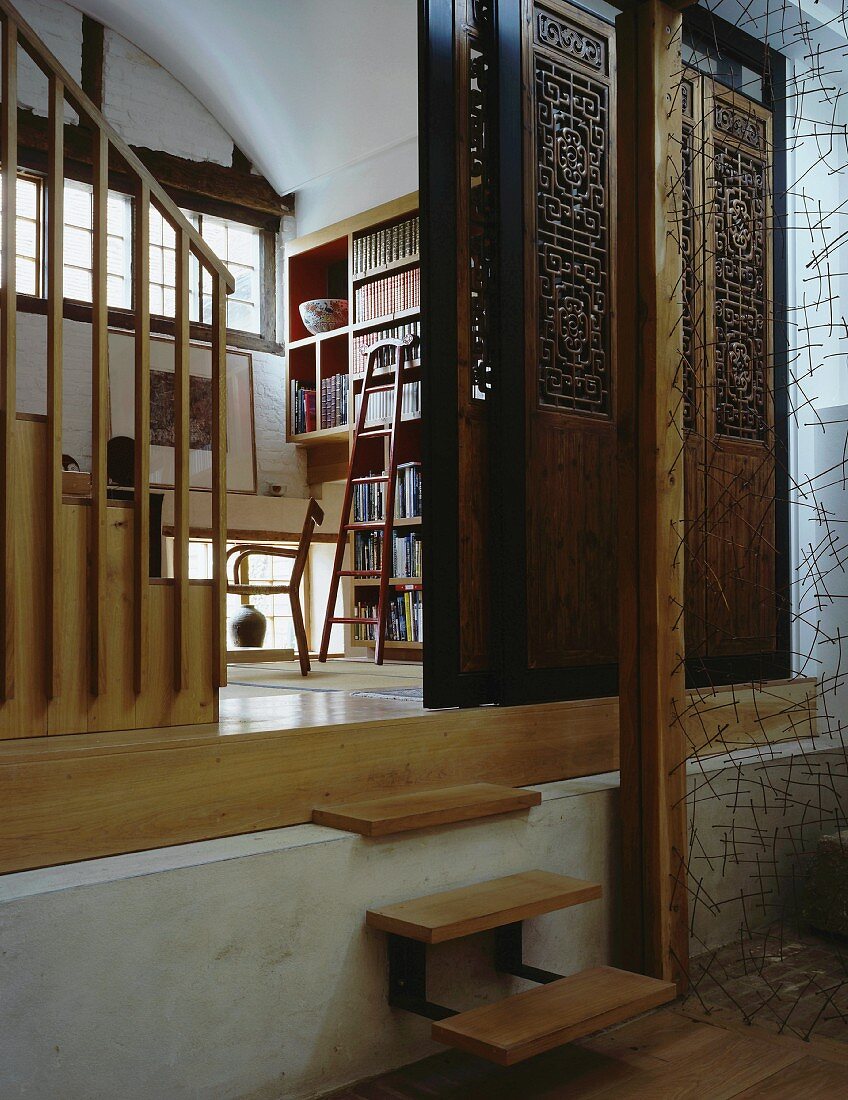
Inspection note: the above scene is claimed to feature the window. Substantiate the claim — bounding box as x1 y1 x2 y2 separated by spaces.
147 208 262 333
1 170 265 337
0 173 43 295
185 538 301 651
62 180 133 307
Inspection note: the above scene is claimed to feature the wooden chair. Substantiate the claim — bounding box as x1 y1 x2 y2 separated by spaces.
226 499 324 675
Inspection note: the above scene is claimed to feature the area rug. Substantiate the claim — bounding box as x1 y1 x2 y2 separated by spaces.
350 687 424 701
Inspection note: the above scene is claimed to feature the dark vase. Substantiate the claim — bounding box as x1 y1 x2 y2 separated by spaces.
230 604 267 648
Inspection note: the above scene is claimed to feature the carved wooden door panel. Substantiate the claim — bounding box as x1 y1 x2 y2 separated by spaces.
495 0 620 703
682 70 785 684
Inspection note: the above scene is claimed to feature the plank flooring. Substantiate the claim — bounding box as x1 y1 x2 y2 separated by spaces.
326 1004 848 1099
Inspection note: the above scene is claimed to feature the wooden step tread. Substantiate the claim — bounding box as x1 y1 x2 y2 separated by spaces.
312 783 541 837
366 871 601 943
432 966 676 1066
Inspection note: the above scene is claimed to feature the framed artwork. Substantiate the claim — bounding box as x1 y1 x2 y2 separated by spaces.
108 330 258 494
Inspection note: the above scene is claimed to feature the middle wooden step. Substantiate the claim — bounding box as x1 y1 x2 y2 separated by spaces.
366 870 601 943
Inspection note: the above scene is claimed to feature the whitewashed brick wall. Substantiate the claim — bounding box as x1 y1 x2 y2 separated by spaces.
102 30 233 165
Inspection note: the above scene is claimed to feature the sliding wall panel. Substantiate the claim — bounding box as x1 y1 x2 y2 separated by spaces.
522 1 618 673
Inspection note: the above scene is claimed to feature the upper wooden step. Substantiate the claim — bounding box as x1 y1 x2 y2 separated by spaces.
432 966 676 1066
312 783 541 837
366 871 601 943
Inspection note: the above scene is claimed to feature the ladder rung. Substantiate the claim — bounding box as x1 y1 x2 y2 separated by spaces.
339 570 382 577
352 476 389 484
358 428 392 438
331 617 380 625
345 521 387 531
364 384 395 394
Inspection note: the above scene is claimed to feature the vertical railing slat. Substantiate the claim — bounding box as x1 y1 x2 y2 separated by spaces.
46 72 63 698
0 16 17 702
90 128 108 696
173 224 190 690
211 275 227 687
133 182 150 694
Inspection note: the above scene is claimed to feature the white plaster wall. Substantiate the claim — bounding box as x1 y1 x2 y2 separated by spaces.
0 777 620 1100
295 139 419 238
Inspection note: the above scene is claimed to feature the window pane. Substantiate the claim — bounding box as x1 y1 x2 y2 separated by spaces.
199 214 262 334
0 176 43 295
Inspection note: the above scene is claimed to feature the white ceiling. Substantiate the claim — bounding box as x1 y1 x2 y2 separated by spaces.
72 0 419 196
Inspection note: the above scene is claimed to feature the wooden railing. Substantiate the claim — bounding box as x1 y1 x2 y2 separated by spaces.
0 0 234 708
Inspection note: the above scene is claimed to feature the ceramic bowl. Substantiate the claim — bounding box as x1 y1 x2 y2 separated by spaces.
299 298 349 335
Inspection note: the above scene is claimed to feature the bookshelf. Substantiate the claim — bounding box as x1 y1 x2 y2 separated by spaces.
285 194 422 660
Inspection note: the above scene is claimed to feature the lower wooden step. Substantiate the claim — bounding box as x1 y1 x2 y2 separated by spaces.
431 966 676 1066
312 783 541 837
366 870 601 943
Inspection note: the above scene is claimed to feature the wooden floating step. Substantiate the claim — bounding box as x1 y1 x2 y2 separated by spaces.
312 783 541 837
366 871 601 943
432 966 676 1066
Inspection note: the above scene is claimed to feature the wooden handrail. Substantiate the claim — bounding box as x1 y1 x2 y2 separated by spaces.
0 0 235 294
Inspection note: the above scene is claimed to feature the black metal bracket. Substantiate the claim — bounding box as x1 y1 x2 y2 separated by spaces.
493 921 563 984
386 921 564 1021
387 934 456 1021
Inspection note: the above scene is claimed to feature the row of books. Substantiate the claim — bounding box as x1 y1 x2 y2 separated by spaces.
352 463 422 522
392 532 422 579
352 531 422 578
355 381 420 425
352 320 421 373
355 268 420 323
291 381 316 435
320 372 349 430
353 216 419 278
395 463 422 519
353 589 423 644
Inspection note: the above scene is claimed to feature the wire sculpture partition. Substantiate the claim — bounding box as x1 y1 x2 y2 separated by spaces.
671 0 848 1041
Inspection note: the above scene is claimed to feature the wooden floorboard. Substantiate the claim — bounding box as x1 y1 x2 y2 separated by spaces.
325 1002 846 1099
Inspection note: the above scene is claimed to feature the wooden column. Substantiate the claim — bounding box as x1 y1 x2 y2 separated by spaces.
617 0 689 990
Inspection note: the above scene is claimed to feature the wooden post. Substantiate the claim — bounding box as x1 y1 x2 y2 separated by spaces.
211 275 227 688
133 181 150 695
46 73 64 699
617 0 689 990
89 128 108 696
0 16 16 702
173 224 190 691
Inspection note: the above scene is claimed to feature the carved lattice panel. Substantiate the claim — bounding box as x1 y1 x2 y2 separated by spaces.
712 137 769 442
533 7 612 418
682 120 697 432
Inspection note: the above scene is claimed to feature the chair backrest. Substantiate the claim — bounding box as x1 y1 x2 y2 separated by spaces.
291 498 324 591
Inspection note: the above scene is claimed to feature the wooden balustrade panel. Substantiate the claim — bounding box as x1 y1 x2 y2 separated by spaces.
0 418 216 739
523 1 618 670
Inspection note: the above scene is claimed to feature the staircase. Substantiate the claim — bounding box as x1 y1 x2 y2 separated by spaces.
316 784 677 1067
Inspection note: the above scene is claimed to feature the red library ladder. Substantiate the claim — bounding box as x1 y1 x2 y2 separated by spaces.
319 335 419 665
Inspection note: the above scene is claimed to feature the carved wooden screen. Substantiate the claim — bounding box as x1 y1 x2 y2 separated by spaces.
522 0 618 678
682 72 781 676
456 0 495 673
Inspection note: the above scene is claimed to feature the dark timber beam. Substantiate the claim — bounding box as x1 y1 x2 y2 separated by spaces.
14 108 291 223
616 0 689 992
